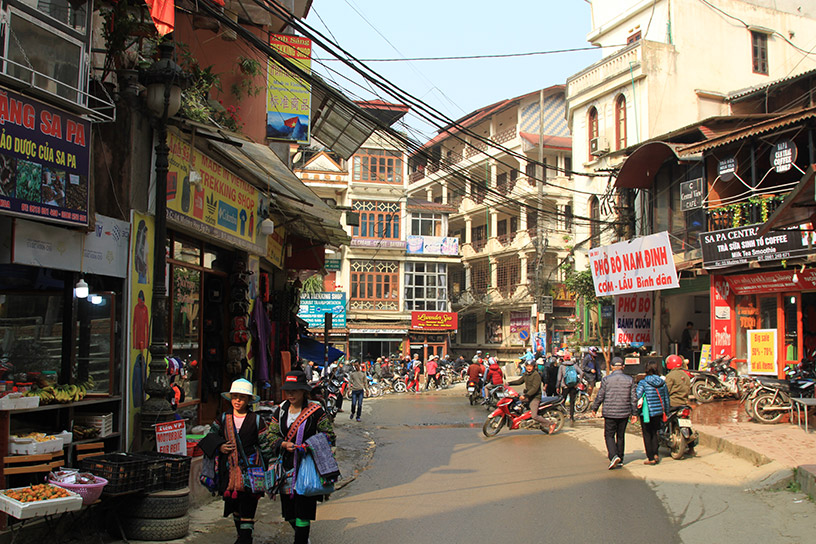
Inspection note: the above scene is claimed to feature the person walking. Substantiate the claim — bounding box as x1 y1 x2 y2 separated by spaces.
348 361 366 422
424 355 439 390
406 359 422 393
557 353 584 425
507 360 556 434
582 347 601 397
545 356 559 397
591 357 637 469
636 361 670 465
197 378 271 544
263 370 336 544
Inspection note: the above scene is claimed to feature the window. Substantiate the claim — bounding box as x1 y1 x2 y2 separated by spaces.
525 162 537 186
405 262 448 311
350 260 399 310
559 204 573 231
588 107 599 160
751 31 768 75
496 256 520 296
627 31 641 44
615 95 627 150
352 148 403 183
471 224 487 250
565 157 572 178
471 177 487 204
460 314 477 343
589 196 600 248
411 213 443 236
352 201 400 240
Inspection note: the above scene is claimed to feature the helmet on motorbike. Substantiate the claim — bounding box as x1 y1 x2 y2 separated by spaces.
666 354 683 370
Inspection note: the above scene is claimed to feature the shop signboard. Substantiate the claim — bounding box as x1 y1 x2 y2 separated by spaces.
406 235 459 255
588 231 679 297
614 293 653 346
699 344 711 371
700 223 812 269
155 420 186 455
726 268 816 294
534 332 546 353
770 140 796 174
680 178 703 211
539 295 554 313
718 156 738 181
166 130 264 255
747 329 777 375
265 225 286 269
299 292 346 328
350 238 407 249
325 259 341 271
710 275 734 357
509 311 530 334
411 311 458 330
0 87 90 226
267 34 311 144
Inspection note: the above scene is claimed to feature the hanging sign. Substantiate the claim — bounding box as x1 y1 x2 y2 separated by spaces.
509 311 530 334
411 311 458 331
718 156 738 181
588 231 679 296
155 420 187 454
700 223 813 269
539 296 554 314
614 293 653 346
267 34 312 144
680 178 703 211
747 329 777 375
299 292 347 328
770 140 796 174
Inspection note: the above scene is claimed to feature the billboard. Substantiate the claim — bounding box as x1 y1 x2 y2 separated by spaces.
299 292 346 328
267 34 311 143
588 232 679 296
406 235 459 255
410 311 458 330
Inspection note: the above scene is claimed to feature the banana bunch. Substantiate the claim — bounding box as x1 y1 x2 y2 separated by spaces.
26 382 90 404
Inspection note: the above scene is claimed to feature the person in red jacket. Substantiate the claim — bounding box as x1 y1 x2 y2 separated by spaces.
406 361 422 393
484 357 504 397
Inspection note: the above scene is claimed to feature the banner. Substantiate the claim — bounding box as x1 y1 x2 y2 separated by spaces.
166 130 264 254
299 292 346 328
589 231 679 296
700 223 813 269
411 311 458 331
265 224 286 269
725 268 816 295
267 34 311 143
406 235 459 255
699 344 711 371
614 293 652 346
0 87 90 226
747 329 777 375
155 420 186 455
509 311 530 334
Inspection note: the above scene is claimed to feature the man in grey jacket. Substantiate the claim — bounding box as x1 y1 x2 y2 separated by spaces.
591 357 637 469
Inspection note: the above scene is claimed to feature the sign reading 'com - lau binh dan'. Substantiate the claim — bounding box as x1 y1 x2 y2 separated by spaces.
588 232 679 297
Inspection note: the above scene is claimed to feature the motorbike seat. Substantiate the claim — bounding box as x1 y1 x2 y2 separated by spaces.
540 395 561 404
757 376 787 386
668 405 690 413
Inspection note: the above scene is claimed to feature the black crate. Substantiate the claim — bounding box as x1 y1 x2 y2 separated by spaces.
79 453 147 495
131 454 166 492
135 452 192 491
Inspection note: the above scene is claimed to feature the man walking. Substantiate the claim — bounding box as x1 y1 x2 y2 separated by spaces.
557 353 583 426
591 357 637 469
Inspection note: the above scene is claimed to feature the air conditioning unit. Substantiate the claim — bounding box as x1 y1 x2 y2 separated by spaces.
590 137 610 156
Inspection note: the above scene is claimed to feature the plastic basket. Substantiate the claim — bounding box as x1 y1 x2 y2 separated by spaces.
48 477 108 505
79 454 146 495
134 452 192 491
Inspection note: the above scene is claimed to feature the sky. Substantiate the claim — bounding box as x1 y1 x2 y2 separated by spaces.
304 0 603 144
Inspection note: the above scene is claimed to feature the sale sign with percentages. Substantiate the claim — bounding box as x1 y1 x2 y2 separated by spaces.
747 329 777 375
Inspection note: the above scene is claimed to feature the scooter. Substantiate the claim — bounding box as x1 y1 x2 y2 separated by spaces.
482 388 567 437
690 354 744 402
467 378 482 405
658 405 698 459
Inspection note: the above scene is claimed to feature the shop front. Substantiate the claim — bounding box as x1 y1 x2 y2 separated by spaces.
348 325 408 362
407 310 458 361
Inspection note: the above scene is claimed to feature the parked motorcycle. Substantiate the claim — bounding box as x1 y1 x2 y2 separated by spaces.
691 354 746 402
658 405 698 459
312 375 343 420
482 389 566 437
751 365 816 424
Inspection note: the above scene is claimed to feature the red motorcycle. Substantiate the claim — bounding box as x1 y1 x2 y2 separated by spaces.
482 388 567 437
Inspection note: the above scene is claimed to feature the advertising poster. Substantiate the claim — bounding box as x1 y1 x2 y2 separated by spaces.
265 224 286 269
0 87 90 226
127 211 154 447
699 344 712 371
710 275 734 357
747 329 777 375
509 311 530 334
267 34 311 143
299 292 346 328
406 235 460 255
614 293 653 346
166 129 264 254
155 420 186 454
588 231 679 297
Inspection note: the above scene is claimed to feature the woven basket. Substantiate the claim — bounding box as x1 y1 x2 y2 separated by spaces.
49 477 108 505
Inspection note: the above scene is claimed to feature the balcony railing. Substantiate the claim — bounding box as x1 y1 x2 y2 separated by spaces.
496 177 516 195
707 196 786 231
497 233 513 247
494 125 517 145
472 238 487 252
410 170 425 183
567 42 642 98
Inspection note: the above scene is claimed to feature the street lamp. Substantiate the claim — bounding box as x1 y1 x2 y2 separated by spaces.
140 41 187 427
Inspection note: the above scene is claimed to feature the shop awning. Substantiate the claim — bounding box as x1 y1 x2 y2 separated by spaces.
299 336 344 364
310 79 381 161
757 164 816 237
614 142 699 189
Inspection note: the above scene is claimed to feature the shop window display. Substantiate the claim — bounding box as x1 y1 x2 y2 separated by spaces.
735 294 779 360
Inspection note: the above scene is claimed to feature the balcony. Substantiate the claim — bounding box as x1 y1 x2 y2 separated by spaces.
497 233 513 247
567 42 642 100
494 125 517 145
707 195 786 231
472 238 488 252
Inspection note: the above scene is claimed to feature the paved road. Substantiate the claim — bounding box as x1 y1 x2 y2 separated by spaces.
308 391 680 544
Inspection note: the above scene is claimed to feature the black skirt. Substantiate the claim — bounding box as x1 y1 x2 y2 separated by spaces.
280 493 318 521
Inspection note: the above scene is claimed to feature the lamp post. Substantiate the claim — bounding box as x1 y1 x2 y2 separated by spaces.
140 41 186 429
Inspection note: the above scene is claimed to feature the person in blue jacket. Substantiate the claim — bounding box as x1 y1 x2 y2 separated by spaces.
636 361 670 465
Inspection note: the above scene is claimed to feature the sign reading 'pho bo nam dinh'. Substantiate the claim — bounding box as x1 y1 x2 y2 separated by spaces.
588 232 679 297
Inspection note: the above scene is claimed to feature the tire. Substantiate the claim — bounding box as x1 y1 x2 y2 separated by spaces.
542 409 565 433
575 393 590 413
692 380 715 403
326 397 337 419
743 396 756 420
752 393 786 424
370 383 383 397
670 427 687 460
393 380 406 393
123 493 189 519
482 416 505 437
469 393 475 405
440 375 451 389
344 388 352 400
120 515 189 541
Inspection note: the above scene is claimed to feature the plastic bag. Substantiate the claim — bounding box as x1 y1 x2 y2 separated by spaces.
294 452 335 497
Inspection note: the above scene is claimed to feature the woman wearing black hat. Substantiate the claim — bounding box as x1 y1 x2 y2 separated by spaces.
262 370 336 544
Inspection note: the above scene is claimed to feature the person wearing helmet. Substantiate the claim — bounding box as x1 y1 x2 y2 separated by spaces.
507 360 557 434
472 350 482 364
485 357 504 395
666 354 698 455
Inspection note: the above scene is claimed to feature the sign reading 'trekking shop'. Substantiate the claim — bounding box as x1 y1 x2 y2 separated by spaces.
166 129 264 254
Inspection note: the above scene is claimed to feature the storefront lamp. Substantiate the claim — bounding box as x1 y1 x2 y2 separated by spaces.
74 278 89 299
89 294 103 305
143 43 185 118
260 218 275 235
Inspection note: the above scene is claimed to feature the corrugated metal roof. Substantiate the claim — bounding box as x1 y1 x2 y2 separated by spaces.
519 132 572 149
727 68 816 102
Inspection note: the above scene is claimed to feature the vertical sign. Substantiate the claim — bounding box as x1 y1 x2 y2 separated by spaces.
614 292 653 346
710 275 734 357
267 34 312 144
747 329 777 375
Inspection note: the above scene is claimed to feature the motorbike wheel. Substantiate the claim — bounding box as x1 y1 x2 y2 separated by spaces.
574 392 590 414
393 380 407 393
542 409 565 433
469 392 477 405
370 383 383 397
440 375 451 388
752 393 786 424
482 416 505 437
325 397 337 420
670 426 687 460
344 388 352 400
743 397 756 420
691 380 715 403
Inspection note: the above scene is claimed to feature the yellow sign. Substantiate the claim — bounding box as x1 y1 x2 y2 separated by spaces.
699 344 711 371
265 225 286 269
747 329 777 375
267 34 311 143
166 129 263 254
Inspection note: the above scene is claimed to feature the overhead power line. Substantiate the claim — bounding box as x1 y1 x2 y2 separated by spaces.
314 45 623 62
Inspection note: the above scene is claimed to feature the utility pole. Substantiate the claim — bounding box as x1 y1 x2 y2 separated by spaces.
535 89 546 347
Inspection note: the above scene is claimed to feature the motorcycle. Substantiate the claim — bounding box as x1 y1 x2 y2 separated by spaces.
751 364 816 424
573 378 591 413
658 405 698 459
482 388 566 437
690 355 745 402
467 378 482 405
483 384 511 409
311 375 343 420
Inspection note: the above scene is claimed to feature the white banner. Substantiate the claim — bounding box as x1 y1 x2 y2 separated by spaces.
589 231 679 296
614 293 653 346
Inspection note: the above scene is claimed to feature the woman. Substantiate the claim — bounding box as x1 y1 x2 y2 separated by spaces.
636 361 670 465
198 378 271 544
263 370 336 544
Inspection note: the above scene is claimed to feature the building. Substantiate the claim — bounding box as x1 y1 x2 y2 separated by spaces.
407 86 576 364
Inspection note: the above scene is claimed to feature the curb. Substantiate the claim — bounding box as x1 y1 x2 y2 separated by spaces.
796 465 816 498
696 430 774 467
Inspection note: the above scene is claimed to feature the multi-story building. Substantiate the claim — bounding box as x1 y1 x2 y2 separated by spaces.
295 102 461 362
407 86 575 364
565 0 816 355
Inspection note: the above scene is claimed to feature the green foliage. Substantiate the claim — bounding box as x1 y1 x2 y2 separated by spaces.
301 274 324 294
230 56 266 99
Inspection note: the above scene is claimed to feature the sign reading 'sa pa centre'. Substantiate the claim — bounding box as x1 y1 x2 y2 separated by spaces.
701 224 811 269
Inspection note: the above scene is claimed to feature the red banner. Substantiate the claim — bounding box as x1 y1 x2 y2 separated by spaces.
711 275 734 357
411 311 458 330
726 269 816 294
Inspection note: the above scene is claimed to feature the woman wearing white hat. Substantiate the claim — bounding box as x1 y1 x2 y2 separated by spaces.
198 378 270 544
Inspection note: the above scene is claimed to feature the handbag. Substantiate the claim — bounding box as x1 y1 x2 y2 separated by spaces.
640 394 650 423
294 452 335 497
655 387 668 423
234 414 267 494
199 454 219 494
